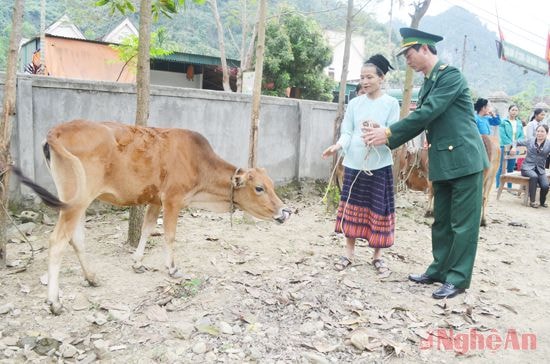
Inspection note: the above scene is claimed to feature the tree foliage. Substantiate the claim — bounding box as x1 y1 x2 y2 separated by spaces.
95 0 204 20
109 27 175 79
263 6 334 101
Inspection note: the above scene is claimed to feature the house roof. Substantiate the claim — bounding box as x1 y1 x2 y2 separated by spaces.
154 53 240 67
45 14 85 40
102 18 138 44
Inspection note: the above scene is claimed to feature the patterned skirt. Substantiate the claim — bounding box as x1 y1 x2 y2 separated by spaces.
335 166 395 248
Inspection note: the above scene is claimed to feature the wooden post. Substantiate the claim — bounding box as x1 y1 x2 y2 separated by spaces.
247 0 266 168
394 0 431 192
1 0 26 267
127 0 152 248
332 0 353 148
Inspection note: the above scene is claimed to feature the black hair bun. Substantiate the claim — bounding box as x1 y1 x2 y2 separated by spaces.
365 54 394 74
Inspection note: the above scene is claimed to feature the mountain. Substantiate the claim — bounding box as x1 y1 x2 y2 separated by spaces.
395 6 548 96
1 1 547 98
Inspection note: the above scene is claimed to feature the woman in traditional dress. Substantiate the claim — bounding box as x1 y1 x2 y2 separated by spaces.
322 54 399 277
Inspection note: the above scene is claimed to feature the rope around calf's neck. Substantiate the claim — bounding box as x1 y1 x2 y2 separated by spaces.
229 168 240 228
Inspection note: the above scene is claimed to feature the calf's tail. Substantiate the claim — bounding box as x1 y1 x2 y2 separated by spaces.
11 165 66 209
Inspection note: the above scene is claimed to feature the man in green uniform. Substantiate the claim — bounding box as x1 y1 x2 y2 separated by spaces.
363 28 489 299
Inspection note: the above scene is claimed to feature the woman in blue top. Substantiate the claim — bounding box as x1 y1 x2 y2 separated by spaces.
474 98 501 135
322 54 399 276
496 105 524 188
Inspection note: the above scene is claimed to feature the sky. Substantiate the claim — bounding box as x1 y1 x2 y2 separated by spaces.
372 0 549 58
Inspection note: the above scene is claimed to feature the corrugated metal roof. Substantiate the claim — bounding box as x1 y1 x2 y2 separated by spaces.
154 53 240 67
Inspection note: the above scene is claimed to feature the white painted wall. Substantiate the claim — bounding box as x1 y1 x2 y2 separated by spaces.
151 69 202 88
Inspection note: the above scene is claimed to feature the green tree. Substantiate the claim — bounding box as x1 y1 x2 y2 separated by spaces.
97 0 204 248
110 27 176 81
263 6 334 101
511 82 538 122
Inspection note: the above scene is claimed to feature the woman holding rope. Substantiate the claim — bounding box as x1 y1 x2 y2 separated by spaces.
322 54 399 277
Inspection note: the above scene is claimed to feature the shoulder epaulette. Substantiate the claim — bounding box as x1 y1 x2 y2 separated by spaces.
439 64 448 70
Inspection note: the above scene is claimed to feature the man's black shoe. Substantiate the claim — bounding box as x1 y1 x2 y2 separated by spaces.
408 273 435 284
432 283 465 299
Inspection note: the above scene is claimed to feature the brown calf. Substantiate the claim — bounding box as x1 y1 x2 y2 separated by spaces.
14 120 291 314
398 134 500 225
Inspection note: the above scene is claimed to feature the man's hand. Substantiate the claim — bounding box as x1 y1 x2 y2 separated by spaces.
362 127 388 146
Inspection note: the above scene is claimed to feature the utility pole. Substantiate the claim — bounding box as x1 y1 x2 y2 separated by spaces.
40 0 46 71
461 34 467 73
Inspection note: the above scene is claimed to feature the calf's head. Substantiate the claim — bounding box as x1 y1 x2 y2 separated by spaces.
231 168 291 223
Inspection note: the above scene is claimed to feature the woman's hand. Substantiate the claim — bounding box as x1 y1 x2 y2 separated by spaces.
322 144 341 159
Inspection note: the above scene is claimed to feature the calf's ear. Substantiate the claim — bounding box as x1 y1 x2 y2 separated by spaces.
232 169 248 188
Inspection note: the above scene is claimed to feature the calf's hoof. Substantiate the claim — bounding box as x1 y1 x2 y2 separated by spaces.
86 276 100 287
48 301 63 315
168 267 184 279
132 263 147 274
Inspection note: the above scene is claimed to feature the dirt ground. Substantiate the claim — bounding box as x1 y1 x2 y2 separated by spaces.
0 182 548 363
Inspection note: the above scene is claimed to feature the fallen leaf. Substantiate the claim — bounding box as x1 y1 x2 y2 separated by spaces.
312 340 339 353
342 279 360 289
412 328 430 340
238 312 256 324
19 284 31 294
244 269 262 276
196 325 220 336
40 273 48 286
498 303 518 314
349 328 382 351
144 305 168 322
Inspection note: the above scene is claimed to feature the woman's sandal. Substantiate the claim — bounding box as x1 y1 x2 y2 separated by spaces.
334 256 353 271
372 259 391 278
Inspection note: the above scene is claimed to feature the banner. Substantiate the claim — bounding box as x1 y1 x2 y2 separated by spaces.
496 40 548 75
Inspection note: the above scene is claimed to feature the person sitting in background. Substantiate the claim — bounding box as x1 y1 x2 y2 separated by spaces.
497 105 524 189
474 98 501 135
510 124 550 208
525 108 546 141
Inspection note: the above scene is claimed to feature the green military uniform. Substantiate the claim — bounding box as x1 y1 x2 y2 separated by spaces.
387 60 489 289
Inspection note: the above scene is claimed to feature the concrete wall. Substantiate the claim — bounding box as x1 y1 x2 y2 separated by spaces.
0 73 338 204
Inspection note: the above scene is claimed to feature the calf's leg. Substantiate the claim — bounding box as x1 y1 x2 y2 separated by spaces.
47 207 86 314
132 204 161 272
69 213 98 286
162 203 182 278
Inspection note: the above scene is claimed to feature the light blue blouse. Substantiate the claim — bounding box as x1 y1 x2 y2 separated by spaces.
337 93 400 171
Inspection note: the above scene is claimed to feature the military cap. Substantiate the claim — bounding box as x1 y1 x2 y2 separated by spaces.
396 27 443 56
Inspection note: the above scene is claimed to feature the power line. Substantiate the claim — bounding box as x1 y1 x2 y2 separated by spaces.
436 8 544 53
423 5 541 49
442 0 547 42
